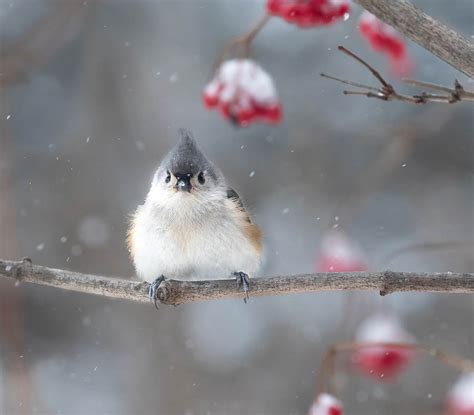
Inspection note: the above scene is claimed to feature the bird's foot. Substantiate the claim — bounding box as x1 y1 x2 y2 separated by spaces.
232 272 250 303
148 275 166 310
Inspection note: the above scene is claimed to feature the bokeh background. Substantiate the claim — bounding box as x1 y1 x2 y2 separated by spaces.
0 1 473 414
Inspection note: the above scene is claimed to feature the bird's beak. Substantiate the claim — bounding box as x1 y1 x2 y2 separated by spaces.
175 174 192 192
177 180 192 192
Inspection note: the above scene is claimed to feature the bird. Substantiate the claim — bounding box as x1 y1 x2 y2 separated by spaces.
127 128 262 306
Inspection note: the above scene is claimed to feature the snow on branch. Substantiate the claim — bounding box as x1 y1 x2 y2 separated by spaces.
353 0 474 78
0 258 473 306
321 47 474 104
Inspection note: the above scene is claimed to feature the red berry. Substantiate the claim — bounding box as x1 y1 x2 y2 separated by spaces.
358 11 413 77
353 346 413 380
202 92 218 108
308 393 344 415
267 0 350 28
315 231 368 273
352 314 416 382
202 59 282 127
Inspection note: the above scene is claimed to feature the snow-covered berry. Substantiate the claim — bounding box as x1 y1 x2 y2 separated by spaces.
202 59 282 127
308 393 344 415
358 11 413 76
352 314 416 381
315 230 368 272
267 0 350 28
445 373 474 415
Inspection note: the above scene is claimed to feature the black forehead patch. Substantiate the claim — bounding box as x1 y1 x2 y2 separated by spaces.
165 129 218 180
169 155 201 175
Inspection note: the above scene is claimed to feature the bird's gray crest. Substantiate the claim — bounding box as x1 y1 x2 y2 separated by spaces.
162 129 218 180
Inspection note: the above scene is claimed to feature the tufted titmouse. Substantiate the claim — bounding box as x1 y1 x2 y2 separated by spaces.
128 128 262 305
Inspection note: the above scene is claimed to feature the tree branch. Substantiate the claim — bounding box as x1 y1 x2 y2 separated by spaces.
353 0 474 78
0 259 473 306
321 47 474 104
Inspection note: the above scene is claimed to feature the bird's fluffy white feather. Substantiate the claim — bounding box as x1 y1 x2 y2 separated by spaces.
129 184 261 283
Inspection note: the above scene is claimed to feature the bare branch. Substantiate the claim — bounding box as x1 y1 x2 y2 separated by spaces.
335 46 390 87
353 0 474 78
0 258 473 306
321 47 474 105
403 78 474 101
320 73 380 92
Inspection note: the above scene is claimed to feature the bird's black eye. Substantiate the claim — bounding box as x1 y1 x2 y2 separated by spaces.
198 171 205 185
165 170 171 183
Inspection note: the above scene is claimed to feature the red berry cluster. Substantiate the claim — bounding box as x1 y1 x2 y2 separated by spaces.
204 5 410 126
358 11 412 76
307 344 474 414
267 0 350 28
203 59 282 127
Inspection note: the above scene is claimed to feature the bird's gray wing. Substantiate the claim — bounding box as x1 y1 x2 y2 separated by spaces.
227 188 252 223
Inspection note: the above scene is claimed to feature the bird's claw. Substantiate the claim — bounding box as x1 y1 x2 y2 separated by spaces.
233 272 250 303
148 275 166 310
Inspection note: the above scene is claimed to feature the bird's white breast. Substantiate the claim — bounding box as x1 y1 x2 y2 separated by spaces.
130 199 261 283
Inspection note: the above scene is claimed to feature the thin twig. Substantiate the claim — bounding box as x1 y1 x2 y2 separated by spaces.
320 73 380 92
337 46 389 87
0 258 473 306
213 13 271 71
321 46 474 105
404 79 474 102
403 79 460 95
318 341 474 395
240 13 272 47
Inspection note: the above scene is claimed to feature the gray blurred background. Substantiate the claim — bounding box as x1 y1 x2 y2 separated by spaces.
0 1 472 414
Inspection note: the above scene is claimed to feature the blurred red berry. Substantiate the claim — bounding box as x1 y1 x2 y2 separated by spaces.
445 374 474 415
352 314 416 381
359 11 405 60
315 230 368 272
202 59 282 127
358 11 413 77
267 0 350 28
308 393 344 415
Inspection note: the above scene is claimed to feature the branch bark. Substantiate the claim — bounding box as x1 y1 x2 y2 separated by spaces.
0 259 473 306
353 0 474 78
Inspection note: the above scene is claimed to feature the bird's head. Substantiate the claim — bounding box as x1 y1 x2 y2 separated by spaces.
147 129 226 210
